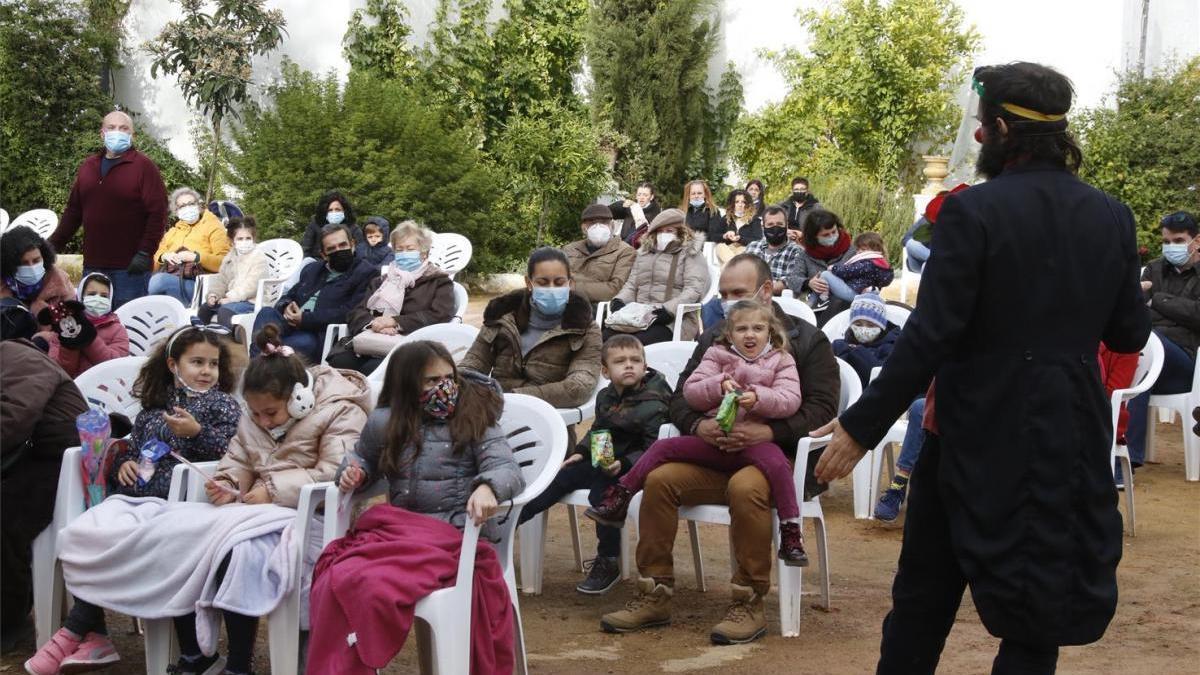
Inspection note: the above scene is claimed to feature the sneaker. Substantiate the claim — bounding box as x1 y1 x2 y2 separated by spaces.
811 294 831 313
584 484 633 529
166 653 225 675
777 522 809 567
710 584 767 645
24 627 82 675
599 577 672 633
59 632 120 673
576 556 621 595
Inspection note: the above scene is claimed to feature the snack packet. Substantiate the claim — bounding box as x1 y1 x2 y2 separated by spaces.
136 440 171 487
716 391 741 433
590 429 615 468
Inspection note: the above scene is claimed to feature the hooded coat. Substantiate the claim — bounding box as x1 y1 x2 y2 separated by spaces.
838 162 1151 646
563 236 637 304
570 369 673 472
44 273 131 378
213 365 373 508
613 218 711 340
459 290 601 409
356 217 394 267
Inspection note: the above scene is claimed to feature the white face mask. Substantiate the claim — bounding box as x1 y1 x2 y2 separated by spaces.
586 224 613 248
656 232 677 250
234 240 255 255
851 324 882 344
82 294 111 317
177 205 201 224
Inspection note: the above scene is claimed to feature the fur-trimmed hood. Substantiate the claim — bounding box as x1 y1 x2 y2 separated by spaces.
481 288 594 333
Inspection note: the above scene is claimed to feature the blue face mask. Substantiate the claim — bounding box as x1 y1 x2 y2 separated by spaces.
14 261 45 286
1163 243 1191 266
394 251 422 272
103 130 131 154
689 198 705 209
326 210 345 225
531 286 570 317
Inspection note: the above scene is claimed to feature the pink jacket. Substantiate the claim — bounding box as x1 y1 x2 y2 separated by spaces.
682 344 802 422
45 312 130 378
0 267 74 330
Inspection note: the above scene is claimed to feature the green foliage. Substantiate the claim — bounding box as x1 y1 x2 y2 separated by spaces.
230 64 514 271
342 0 418 82
587 0 725 195
1076 59 1200 255
490 102 611 249
820 176 913 267
146 0 286 200
733 0 979 192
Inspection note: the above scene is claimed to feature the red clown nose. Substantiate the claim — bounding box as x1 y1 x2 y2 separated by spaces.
974 127 984 143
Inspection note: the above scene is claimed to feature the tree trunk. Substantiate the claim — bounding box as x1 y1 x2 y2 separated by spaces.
536 193 548 247
206 116 222 203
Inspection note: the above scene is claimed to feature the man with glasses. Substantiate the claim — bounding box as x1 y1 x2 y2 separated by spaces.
50 111 168 309
252 224 378 362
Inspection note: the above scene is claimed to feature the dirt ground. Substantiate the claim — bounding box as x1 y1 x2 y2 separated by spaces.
4 291 1198 673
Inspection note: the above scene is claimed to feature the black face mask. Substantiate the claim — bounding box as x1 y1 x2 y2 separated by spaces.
326 248 355 273
763 227 787 245
792 190 807 201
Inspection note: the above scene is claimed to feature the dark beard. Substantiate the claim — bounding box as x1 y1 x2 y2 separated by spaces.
975 133 1007 179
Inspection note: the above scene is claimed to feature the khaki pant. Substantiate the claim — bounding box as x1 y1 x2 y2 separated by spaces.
636 462 774 593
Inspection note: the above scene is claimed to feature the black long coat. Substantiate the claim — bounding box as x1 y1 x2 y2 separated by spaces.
839 161 1150 646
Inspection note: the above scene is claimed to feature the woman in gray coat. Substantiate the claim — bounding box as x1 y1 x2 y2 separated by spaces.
337 340 525 541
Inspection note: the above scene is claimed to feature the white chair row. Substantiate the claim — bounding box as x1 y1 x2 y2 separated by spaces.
320 281 470 364
1147 344 1200 481
114 296 192 356
363 322 480 401
4 208 58 239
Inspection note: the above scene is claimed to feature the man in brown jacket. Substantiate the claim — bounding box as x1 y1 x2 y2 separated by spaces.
563 204 636 305
600 253 840 645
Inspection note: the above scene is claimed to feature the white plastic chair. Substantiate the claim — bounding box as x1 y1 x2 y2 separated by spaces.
0 208 9 230
428 233 473 279
644 340 698 389
452 282 468 322
114 296 190 356
626 358 862 637
594 301 610 327
189 274 217 314
326 394 566 674
821 304 912 343
1146 344 1200 480
852 366 909 520
228 239 305 349
671 262 719 341
899 247 922 305
9 208 58 239
774 296 818 326
1110 334 1166 534
74 356 147 421
322 282 471 364
557 376 607 426
32 447 86 648
365 323 481 401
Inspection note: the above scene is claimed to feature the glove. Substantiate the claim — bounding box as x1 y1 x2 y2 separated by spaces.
38 301 96 349
126 251 152 275
608 298 626 313
652 307 672 325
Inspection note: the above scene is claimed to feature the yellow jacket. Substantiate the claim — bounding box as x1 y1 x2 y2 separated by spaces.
153 209 230 273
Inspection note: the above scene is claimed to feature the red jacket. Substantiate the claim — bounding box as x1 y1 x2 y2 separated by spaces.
1098 345 1139 441
44 312 130 378
50 149 168 269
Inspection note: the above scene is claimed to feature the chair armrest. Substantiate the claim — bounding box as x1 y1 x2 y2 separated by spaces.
595 301 609 327
657 423 681 440
453 519 482 590
168 462 189 501
673 303 702 341
792 434 832 493
869 367 882 384
321 324 348 364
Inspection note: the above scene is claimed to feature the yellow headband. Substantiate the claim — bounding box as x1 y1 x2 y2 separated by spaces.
999 102 1066 122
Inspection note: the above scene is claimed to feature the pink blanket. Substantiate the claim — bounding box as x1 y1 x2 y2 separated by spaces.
306 505 514 674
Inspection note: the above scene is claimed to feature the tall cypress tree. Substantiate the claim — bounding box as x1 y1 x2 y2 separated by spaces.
587 0 725 197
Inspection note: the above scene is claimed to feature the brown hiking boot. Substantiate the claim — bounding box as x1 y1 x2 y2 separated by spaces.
778 521 809 567
584 484 634 528
710 584 767 645
600 577 672 633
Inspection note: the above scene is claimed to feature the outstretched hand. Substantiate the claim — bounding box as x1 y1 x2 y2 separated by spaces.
812 418 868 483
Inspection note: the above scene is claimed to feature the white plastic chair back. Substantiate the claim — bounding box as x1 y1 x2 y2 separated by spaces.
644 340 698 389
115 296 190 356
9 209 58 239
33 447 86 647
429 232 473 278
74 356 147 421
366 323 481 400
453 281 468 321
821 304 912 343
258 238 304 281
774 296 817 326
0 208 9 231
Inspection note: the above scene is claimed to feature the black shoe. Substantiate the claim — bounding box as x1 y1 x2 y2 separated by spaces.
167 653 225 674
577 556 621 595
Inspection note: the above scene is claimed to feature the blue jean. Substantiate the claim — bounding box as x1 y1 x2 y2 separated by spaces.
1126 330 1196 465
252 307 323 363
83 267 147 310
517 455 622 558
897 397 927 473
148 272 195 306
819 270 858 303
904 239 930 273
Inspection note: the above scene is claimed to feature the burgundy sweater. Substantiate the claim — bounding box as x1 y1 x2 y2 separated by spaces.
50 149 168 269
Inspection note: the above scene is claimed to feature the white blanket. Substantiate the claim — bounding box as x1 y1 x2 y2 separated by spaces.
60 496 300 654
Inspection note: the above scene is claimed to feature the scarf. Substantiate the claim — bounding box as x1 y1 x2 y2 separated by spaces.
2 275 45 303
805 229 851 261
367 262 429 316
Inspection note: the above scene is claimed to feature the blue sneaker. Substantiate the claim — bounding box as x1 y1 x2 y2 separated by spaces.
874 482 908 522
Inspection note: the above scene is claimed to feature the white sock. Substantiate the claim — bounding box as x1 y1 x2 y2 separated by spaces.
780 517 801 525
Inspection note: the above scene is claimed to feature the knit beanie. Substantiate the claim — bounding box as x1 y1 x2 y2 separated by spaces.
849 292 887 329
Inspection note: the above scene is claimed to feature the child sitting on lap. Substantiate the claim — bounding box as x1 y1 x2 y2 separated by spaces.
817 232 894 304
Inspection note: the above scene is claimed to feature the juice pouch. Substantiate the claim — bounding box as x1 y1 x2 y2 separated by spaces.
75 409 112 507
716 391 741 433
136 440 171 487
590 429 615 468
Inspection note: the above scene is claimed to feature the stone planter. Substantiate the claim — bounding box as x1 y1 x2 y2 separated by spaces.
921 155 950 196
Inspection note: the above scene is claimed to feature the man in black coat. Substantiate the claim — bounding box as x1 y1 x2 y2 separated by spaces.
813 62 1151 674
781 176 820 241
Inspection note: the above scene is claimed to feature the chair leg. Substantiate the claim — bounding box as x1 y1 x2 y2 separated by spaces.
619 522 635 581
32 530 59 647
142 618 175 675
1146 413 1159 463
566 505 584 572
415 620 435 674
813 516 830 609
516 514 546 595
267 590 300 675
511 594 530 675
776 558 802 637
687 520 707 592
1119 455 1137 537
1186 426 1200 482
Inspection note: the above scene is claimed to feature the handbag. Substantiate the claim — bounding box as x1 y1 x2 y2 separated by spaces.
164 248 201 279
350 329 405 357
605 302 656 333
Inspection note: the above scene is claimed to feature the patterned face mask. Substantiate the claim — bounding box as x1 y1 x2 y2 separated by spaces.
421 377 459 419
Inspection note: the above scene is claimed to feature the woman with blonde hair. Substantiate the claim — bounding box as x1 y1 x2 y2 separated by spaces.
679 179 724 243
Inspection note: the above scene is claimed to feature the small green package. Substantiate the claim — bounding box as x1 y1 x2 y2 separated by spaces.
716 391 741 433
590 429 615 467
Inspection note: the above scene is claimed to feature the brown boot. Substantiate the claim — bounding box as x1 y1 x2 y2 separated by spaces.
599 577 672 633
584 484 634 528
710 584 767 645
